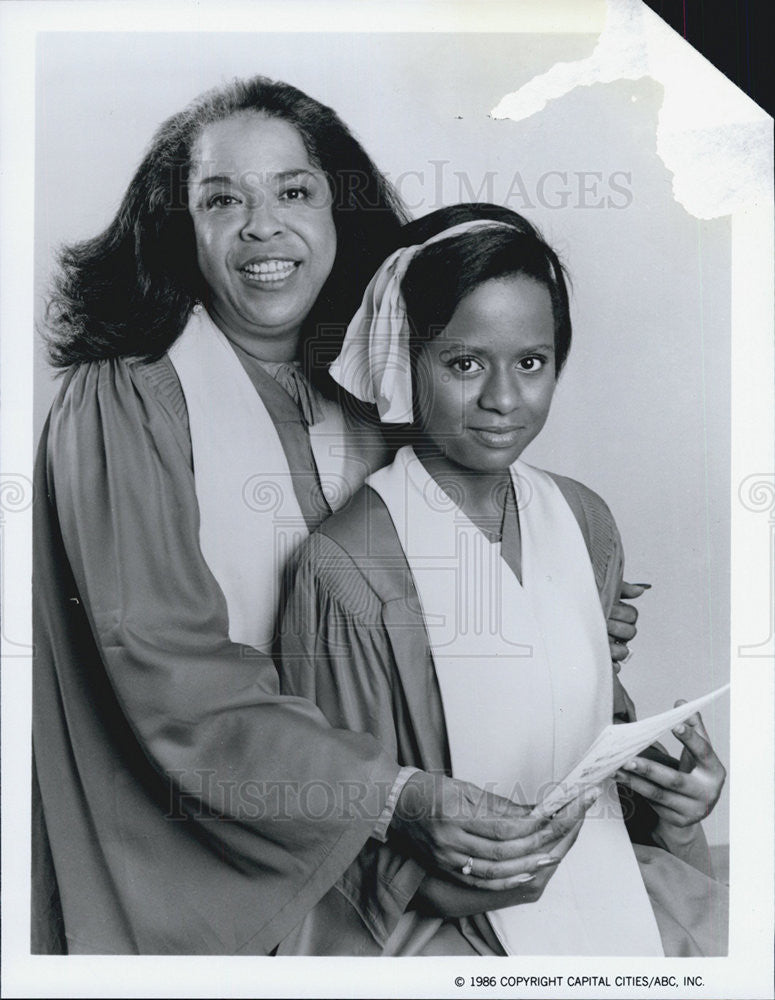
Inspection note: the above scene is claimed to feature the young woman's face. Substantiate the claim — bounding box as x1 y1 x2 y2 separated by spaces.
414 275 557 473
188 113 337 359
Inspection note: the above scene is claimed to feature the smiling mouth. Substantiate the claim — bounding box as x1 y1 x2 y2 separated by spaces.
471 427 524 447
239 259 299 283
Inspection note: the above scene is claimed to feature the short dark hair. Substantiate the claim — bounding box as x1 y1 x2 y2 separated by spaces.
46 75 407 381
400 203 572 374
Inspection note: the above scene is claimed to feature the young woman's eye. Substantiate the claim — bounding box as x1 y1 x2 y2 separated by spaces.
517 356 546 372
449 356 484 374
207 193 240 209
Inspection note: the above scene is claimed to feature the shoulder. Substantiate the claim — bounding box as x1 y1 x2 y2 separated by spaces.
129 355 189 428
49 354 185 418
45 354 191 467
545 470 619 538
292 486 409 611
542 470 623 596
318 484 397 556
548 471 616 521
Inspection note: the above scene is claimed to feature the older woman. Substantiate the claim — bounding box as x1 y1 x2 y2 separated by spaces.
33 76 640 956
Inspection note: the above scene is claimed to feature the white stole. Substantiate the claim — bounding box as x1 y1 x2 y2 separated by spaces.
368 447 663 955
169 307 354 652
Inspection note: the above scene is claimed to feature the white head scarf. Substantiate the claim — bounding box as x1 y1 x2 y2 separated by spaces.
329 219 514 423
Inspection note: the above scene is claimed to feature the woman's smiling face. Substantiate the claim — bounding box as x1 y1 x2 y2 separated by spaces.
188 112 337 360
414 275 557 474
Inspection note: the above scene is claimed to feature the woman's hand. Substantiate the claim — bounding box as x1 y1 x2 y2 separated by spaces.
615 704 726 846
391 771 600 891
607 581 650 664
412 813 587 917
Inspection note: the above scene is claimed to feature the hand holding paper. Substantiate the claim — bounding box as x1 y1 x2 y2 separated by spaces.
535 684 730 818
615 697 728 837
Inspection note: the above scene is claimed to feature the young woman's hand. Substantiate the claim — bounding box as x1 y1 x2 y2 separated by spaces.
607 581 650 664
615 704 726 845
391 771 600 890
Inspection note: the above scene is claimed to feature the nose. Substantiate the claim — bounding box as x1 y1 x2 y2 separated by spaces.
240 198 285 241
478 367 521 415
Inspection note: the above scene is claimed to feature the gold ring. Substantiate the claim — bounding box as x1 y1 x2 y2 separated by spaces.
461 856 474 876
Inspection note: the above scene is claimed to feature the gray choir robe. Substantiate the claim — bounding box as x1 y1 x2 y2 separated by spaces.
32 352 412 955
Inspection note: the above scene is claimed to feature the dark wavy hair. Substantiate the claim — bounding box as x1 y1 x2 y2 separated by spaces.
400 203 572 374
46 76 407 383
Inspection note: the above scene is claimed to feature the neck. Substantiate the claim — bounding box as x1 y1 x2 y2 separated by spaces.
414 444 511 532
205 306 300 363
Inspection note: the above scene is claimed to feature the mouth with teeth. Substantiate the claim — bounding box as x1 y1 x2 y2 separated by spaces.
239 259 299 284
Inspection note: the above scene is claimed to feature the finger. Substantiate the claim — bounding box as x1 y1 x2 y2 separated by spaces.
449 825 585 884
617 764 718 823
459 809 547 843
671 722 718 769
682 709 712 744
555 785 603 823
543 809 587 858
619 756 689 792
470 815 588 885
607 618 637 640
450 816 572 865
458 866 559 892
619 581 651 599
456 783 536 823
449 849 557 885
458 872 540 892
439 842 553 883
467 876 539 892
677 741 694 774
449 790 596 866
672 700 703 732
610 640 630 664
671 700 701 768
462 782 594 836
531 784 602 824
614 770 695 816
608 603 638 625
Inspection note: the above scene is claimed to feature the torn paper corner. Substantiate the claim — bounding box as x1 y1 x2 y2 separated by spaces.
491 0 773 220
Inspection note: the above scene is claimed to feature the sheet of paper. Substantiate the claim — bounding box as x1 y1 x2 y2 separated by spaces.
535 683 730 816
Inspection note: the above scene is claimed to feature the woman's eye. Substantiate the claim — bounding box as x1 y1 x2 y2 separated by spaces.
517 356 545 372
279 186 309 202
207 194 240 209
450 356 484 374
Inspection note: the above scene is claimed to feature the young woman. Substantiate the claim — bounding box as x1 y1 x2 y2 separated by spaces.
278 204 728 956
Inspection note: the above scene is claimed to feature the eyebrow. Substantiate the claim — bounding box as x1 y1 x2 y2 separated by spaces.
443 341 556 355
194 169 317 187
194 174 234 187
518 343 555 352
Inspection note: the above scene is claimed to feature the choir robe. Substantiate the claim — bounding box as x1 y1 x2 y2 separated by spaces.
31 351 420 955
278 480 729 956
